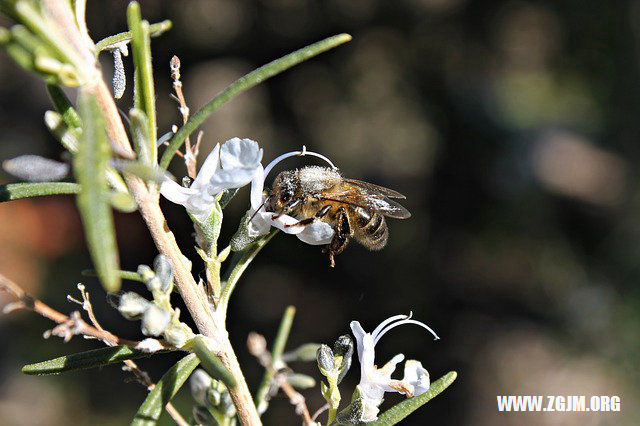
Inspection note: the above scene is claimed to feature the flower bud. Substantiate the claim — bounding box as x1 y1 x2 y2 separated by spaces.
282 343 322 362
117 292 149 320
316 344 334 375
286 373 316 390
333 334 354 384
190 369 213 406
164 323 191 348
141 304 170 336
153 254 174 293
219 388 236 418
137 264 155 282
145 276 162 293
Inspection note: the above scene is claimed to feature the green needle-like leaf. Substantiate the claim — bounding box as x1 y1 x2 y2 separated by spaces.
131 353 200 426
95 20 172 54
255 305 296 414
75 90 121 292
82 269 143 282
0 182 79 202
160 33 352 169
46 84 82 131
127 1 157 162
367 371 458 426
192 336 236 390
22 345 155 375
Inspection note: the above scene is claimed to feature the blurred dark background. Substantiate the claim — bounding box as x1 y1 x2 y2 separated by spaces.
1 0 639 425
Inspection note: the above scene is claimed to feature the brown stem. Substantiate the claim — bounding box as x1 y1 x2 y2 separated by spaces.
0 273 142 346
36 10 261 424
93 76 263 426
217 335 264 426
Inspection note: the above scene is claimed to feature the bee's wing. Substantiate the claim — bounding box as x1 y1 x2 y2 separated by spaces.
342 178 406 199
318 181 411 219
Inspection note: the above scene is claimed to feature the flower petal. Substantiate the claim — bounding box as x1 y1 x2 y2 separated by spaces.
247 211 273 237
249 168 266 210
296 221 334 245
210 167 259 193
192 143 220 188
220 138 262 170
159 179 197 205
402 360 430 396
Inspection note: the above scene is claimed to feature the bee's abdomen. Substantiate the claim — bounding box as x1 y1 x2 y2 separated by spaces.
354 208 388 250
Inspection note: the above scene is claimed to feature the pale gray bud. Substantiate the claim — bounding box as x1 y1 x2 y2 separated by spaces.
333 334 354 384
117 292 149 320
112 47 126 99
153 254 173 293
219 389 236 418
3 155 69 182
137 264 155 282
316 344 334 375
145 276 162 293
163 323 190 348
190 369 213 406
141 305 170 336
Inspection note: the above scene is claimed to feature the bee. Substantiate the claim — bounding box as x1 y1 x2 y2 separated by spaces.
265 165 411 267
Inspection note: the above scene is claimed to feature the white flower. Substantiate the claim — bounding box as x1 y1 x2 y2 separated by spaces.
246 146 336 245
160 137 263 222
350 313 439 422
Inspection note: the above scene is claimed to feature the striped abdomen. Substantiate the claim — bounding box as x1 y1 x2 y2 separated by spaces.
353 207 388 250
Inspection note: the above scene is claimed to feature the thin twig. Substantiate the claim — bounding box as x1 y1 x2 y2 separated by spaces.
248 317 315 426
1 274 188 426
74 284 188 425
0 273 173 348
277 374 315 425
311 403 329 422
170 55 199 179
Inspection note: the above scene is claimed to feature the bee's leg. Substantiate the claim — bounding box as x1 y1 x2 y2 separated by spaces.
284 205 332 228
323 207 351 267
271 199 302 219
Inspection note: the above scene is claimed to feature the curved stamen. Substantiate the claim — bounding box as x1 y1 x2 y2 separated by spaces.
373 318 440 345
262 145 336 180
371 314 410 342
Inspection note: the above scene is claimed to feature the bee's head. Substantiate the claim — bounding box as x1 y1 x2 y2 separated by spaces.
267 170 298 213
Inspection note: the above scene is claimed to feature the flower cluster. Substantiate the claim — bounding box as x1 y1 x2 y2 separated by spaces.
160 137 335 245
349 313 439 422
115 255 194 349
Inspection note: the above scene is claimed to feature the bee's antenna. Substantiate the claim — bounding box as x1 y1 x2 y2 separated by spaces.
248 196 270 223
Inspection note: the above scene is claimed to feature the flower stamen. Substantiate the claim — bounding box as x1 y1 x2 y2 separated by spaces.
373 315 440 345
262 145 336 180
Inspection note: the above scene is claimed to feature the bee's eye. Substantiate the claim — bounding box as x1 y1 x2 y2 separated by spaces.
280 191 292 203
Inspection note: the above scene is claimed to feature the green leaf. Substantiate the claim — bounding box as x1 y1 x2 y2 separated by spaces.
255 305 296 414
160 33 352 169
0 182 79 202
95 20 172 54
44 110 79 152
192 336 236 390
221 229 278 312
74 90 121 292
129 108 152 165
46 84 82 131
22 345 155 375
132 353 200 426
127 1 157 163
367 371 458 426
82 268 143 282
